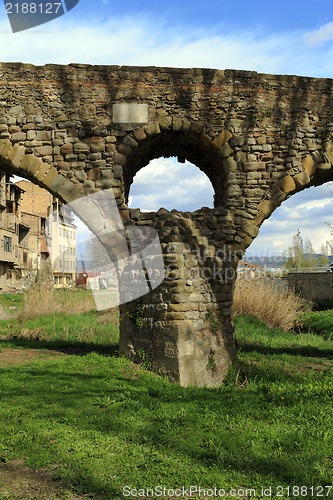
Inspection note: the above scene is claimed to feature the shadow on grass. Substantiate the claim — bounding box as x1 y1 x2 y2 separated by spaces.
238 341 333 359
0 337 119 357
1 348 332 496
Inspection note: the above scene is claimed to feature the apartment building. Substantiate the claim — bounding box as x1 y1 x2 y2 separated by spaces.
0 171 26 290
47 198 77 288
15 180 50 275
16 180 77 288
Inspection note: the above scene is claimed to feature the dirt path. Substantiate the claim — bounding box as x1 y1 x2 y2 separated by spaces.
0 460 88 500
0 347 68 366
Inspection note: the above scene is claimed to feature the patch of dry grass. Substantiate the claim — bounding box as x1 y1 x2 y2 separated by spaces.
19 273 96 319
233 277 311 331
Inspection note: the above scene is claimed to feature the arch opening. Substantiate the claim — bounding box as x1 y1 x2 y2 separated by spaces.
122 129 229 209
128 156 215 212
244 182 333 272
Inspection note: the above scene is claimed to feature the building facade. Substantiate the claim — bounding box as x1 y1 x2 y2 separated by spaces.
16 180 77 288
0 175 77 290
46 198 77 287
0 171 25 290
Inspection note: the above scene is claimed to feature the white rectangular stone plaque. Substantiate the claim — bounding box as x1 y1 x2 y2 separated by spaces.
112 103 149 124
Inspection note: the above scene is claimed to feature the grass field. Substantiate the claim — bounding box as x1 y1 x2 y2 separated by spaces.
0 293 333 499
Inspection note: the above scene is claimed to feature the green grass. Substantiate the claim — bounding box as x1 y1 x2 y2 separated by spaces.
0 309 119 352
0 310 333 498
0 293 24 318
300 309 333 340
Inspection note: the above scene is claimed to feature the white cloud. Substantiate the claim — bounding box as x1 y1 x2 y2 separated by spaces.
304 22 333 46
129 158 214 212
0 15 318 76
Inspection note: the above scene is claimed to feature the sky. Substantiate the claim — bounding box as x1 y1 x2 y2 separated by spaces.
2 0 333 256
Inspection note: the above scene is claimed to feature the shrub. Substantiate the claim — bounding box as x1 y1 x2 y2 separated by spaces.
233 277 311 331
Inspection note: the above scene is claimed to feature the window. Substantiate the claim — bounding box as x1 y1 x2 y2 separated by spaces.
6 201 14 214
59 227 62 236
59 244 62 254
4 236 12 252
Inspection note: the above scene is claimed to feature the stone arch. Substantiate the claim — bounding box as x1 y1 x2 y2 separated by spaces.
0 139 86 204
116 121 242 388
112 120 235 209
254 148 333 237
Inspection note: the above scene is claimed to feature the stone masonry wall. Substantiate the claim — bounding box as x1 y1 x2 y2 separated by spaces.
119 207 240 387
287 272 333 306
0 64 332 242
0 63 333 385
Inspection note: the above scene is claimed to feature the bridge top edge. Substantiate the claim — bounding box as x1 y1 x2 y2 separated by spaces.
0 62 331 83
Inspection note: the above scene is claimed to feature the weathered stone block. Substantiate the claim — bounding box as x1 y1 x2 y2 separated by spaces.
243 161 266 172
113 151 127 166
27 130 36 141
87 167 101 180
278 175 296 194
133 128 147 142
145 122 161 138
302 155 316 176
212 129 233 149
257 200 275 217
294 170 310 187
35 162 52 181
36 130 52 141
11 131 26 142
242 220 259 239
35 145 53 156
159 116 172 131
220 143 233 158
48 173 67 193
223 156 238 173
28 157 43 175
172 116 182 132
8 144 25 167
90 142 105 153
73 142 90 154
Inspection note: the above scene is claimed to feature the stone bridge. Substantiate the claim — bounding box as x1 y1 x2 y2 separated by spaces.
1 62 333 386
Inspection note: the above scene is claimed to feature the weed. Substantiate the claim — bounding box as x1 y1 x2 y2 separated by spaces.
206 349 217 372
126 305 145 331
205 308 220 335
137 347 152 370
20 287 96 320
233 278 311 331
246 109 256 127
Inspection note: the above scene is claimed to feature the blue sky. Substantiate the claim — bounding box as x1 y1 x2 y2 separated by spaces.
1 0 333 256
